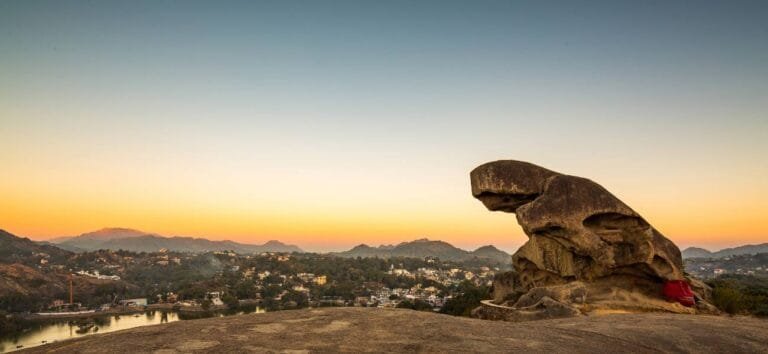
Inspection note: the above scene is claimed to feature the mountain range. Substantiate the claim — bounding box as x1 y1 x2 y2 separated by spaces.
8 227 512 262
682 243 768 259
52 228 303 254
18 226 768 262
335 238 511 264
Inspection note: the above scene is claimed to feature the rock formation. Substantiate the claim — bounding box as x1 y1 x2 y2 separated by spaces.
470 160 714 320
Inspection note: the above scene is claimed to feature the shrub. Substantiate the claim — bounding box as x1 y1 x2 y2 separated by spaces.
712 285 743 314
0 312 32 338
222 294 239 310
440 281 489 317
201 299 212 311
396 299 433 311
707 275 768 316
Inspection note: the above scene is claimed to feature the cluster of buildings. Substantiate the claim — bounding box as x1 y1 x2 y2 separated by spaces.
685 254 768 279
296 272 327 285
37 247 505 314
388 265 495 287
695 265 766 278
357 284 449 308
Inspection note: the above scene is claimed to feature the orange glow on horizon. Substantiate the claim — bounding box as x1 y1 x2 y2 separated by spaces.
3 176 766 253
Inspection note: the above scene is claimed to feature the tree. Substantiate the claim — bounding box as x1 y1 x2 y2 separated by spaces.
707 275 768 316
281 291 309 309
396 299 432 311
201 299 212 311
234 280 257 299
440 281 489 317
0 311 29 337
222 293 239 310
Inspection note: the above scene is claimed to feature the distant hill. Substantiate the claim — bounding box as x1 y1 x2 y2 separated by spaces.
0 230 74 305
0 229 72 265
54 228 303 254
336 238 511 264
681 247 714 259
471 245 512 264
78 227 154 240
52 227 155 251
682 243 768 259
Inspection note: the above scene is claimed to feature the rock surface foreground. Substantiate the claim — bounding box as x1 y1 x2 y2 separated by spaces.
20 308 768 353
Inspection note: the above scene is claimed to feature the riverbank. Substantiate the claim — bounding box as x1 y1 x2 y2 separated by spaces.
2 306 265 353
18 301 257 321
23 307 150 321
1 310 182 353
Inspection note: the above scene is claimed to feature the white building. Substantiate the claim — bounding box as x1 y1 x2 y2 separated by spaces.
119 298 147 306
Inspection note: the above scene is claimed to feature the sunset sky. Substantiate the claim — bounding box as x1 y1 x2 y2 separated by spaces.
1 1 766 252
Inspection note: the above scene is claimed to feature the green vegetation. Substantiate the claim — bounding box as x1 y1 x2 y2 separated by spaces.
0 311 30 338
707 275 768 316
222 293 239 310
0 293 47 313
396 299 433 311
440 281 489 317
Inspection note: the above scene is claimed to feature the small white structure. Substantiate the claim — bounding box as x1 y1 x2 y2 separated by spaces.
119 298 148 307
76 270 121 281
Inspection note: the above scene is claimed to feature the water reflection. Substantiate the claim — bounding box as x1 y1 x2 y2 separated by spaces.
0 308 263 353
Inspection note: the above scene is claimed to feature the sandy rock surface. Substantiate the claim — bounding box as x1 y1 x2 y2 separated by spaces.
22 308 768 353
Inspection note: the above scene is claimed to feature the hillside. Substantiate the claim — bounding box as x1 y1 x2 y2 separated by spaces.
682 247 714 259
0 230 143 312
0 263 65 298
0 262 140 313
78 227 153 240
336 239 511 264
55 229 303 254
682 243 768 259
20 307 768 353
471 245 512 264
51 228 152 251
685 252 768 279
0 229 72 266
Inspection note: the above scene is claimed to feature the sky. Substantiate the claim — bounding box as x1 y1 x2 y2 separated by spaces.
1 1 766 252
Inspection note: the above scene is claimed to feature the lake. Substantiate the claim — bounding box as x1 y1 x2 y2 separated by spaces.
0 308 265 353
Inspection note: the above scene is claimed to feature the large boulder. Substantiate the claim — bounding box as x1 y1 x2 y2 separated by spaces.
470 160 713 318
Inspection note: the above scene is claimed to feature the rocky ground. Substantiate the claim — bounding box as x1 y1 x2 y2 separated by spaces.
22 307 768 353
